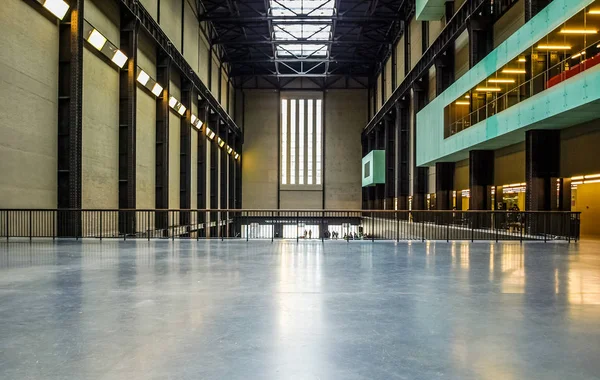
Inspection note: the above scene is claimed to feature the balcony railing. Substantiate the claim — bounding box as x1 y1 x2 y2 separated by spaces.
0 209 580 242
447 39 600 137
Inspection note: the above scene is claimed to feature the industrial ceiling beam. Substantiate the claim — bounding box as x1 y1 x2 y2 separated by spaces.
198 15 399 22
214 39 389 45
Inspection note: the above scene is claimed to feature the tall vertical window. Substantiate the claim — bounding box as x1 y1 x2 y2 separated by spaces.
315 99 322 185
281 95 323 186
290 100 296 184
281 99 288 185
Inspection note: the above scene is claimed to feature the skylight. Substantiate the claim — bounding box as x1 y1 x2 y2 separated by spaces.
269 0 334 58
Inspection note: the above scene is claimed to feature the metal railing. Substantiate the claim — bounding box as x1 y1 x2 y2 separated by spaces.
447 38 600 137
0 209 580 242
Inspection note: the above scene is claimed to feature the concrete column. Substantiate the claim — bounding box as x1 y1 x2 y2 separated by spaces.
469 150 494 210
436 162 455 210
525 0 551 21
435 54 454 96
525 130 560 211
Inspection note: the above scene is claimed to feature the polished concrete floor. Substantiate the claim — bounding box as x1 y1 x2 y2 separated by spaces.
1 240 600 380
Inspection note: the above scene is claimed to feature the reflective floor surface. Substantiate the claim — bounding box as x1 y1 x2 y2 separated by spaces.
1 239 600 380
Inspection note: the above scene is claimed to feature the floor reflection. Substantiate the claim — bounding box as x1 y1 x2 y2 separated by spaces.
0 240 599 379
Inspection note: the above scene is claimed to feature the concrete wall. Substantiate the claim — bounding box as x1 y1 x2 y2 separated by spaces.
82 0 120 209
160 0 182 51
136 36 157 209
493 0 525 48
385 58 393 101
495 142 525 185
183 0 199 73
139 0 158 20
396 36 406 85
0 0 58 208
324 90 367 209
241 90 279 209
410 17 422 70
561 121 600 177
574 182 600 238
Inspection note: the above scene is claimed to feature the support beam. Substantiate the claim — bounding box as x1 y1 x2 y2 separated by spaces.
118 12 138 235
412 84 428 211
435 53 454 96
468 16 493 68
469 150 494 210
525 130 561 211
384 116 395 210
435 162 455 210
155 53 170 232
197 102 208 237
180 81 192 230
209 113 219 237
57 0 83 236
395 100 410 210
525 0 551 21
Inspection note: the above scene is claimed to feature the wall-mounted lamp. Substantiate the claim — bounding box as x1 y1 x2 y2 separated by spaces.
37 0 70 20
84 21 128 68
217 137 225 148
206 127 216 140
227 145 233 154
191 114 203 129
169 96 187 116
234 152 240 160
136 67 164 97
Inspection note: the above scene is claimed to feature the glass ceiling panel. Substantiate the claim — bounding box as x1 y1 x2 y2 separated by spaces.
270 0 335 57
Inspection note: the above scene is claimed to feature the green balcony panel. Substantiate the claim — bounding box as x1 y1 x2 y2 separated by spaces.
417 64 600 166
362 150 386 187
416 0 595 166
416 0 446 21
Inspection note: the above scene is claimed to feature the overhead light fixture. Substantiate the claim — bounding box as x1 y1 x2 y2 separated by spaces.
502 69 526 74
589 9 600 14
111 50 128 68
42 0 70 20
465 95 470 99
572 51 587 59
571 175 584 181
585 173 600 179
87 29 107 51
476 87 502 92
536 44 572 50
518 57 526 62
227 146 233 154
137 70 150 86
169 96 178 108
177 104 186 116
455 101 470 105
234 152 240 160
559 29 597 34
217 137 225 148
488 78 515 83
151 83 163 96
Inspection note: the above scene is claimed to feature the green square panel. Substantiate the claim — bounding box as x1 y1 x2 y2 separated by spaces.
362 150 386 187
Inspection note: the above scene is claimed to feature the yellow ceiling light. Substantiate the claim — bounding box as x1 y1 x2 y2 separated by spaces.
111 50 128 68
536 44 572 50
465 95 470 98
136 70 150 86
151 83 163 96
572 51 587 59
488 78 515 83
87 29 107 51
585 173 600 179
518 57 526 62
455 101 470 105
502 69 526 74
571 175 584 180
43 0 70 20
475 87 502 92
589 9 600 14
559 29 597 34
